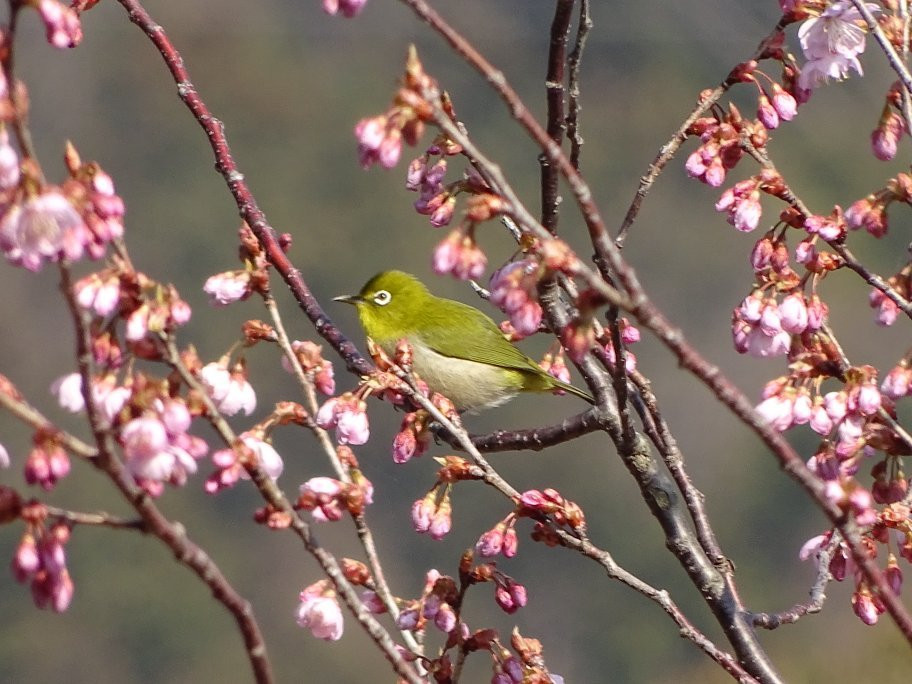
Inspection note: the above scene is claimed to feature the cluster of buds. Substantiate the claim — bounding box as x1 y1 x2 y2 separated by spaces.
23 429 70 491
491 628 561 684
392 409 432 463
281 340 336 396
296 579 344 641
599 317 642 373
538 346 574 388
844 167 912 238
803 206 848 242
714 169 787 234
118 396 209 496
205 430 284 494
867 264 911 327
871 92 906 162
296 473 374 521
316 391 370 445
489 259 544 339
685 104 751 187
411 486 453 540
396 569 461 637
475 516 519 559
459 552 529 616
800 513 907 627
732 289 825 358
432 226 487 280
12 503 74 613
516 488 585 545
727 59 798 130
34 0 82 49
354 47 441 170
408 154 456 226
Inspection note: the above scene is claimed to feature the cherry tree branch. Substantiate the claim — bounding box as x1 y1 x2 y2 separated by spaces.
58 264 275 684
114 0 372 381
159 337 423 683
387 369 758 682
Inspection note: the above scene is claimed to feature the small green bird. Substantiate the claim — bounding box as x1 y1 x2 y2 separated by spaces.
335 270 594 412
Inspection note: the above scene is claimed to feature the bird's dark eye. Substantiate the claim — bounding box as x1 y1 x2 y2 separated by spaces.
373 289 392 306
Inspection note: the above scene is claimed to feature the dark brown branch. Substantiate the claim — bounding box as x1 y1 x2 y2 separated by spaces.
750 536 836 630
460 407 602 452
45 506 147 531
566 0 590 170
540 0 575 233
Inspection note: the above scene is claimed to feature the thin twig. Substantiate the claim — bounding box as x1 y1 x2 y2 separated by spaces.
263 294 422 656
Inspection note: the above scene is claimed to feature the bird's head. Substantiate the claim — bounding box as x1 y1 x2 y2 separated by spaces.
334 270 431 341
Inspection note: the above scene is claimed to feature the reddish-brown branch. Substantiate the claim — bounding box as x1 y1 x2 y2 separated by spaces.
114 0 371 380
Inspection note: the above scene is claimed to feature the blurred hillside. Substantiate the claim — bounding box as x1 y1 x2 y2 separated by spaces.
0 1 911 682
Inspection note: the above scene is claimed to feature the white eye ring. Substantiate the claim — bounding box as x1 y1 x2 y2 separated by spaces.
373 289 392 306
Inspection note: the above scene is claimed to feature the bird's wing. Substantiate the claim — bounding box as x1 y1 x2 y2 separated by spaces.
416 300 541 373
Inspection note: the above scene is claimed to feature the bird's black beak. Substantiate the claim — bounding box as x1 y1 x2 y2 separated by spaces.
333 294 363 305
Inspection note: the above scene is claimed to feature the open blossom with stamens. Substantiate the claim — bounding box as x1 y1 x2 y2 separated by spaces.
796 2 878 92
316 393 370 445
0 190 89 271
200 360 256 416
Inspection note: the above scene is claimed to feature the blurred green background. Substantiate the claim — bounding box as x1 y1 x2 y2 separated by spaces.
1 1 910 682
